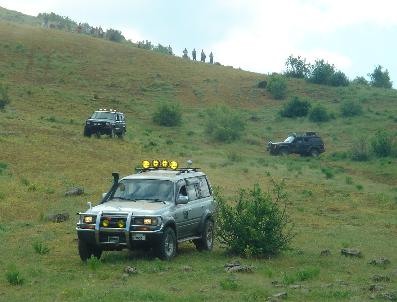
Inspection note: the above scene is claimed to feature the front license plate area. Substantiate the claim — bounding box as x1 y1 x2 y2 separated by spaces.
132 234 146 241
108 236 119 243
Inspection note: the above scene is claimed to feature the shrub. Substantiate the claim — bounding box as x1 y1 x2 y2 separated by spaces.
204 105 245 142
369 65 392 88
6 270 24 286
87 256 101 270
309 105 331 122
351 137 370 161
279 96 311 118
307 59 335 85
371 131 395 157
284 55 310 78
152 102 182 127
216 181 294 257
0 84 10 110
32 241 50 255
220 277 238 290
257 80 267 89
321 167 334 179
266 74 287 100
340 100 363 117
352 76 369 86
329 71 349 87
105 29 125 42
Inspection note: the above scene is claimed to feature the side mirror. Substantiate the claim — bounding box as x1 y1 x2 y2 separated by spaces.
176 195 189 204
102 193 107 199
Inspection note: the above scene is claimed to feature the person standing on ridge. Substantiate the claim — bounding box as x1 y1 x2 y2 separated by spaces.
183 48 188 59
209 52 214 64
201 49 206 62
192 48 197 61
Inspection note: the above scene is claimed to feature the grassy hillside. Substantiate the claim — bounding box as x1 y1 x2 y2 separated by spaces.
0 6 41 26
0 20 397 302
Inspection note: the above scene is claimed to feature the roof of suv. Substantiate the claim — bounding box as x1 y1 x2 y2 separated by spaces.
122 169 206 181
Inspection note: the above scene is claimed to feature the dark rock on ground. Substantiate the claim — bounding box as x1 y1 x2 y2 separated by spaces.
224 261 254 273
341 248 362 257
182 265 192 272
320 249 331 256
369 284 384 292
371 274 391 282
368 258 390 266
380 292 397 301
273 292 288 299
124 266 138 275
65 187 84 196
46 212 69 223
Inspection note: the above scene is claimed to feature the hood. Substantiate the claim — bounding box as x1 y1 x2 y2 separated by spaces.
87 118 114 123
86 200 172 215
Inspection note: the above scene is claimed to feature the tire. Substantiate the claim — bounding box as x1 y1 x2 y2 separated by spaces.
279 148 288 156
157 227 177 260
310 148 319 157
95 132 100 138
194 219 214 251
116 130 124 139
83 128 91 137
78 239 102 261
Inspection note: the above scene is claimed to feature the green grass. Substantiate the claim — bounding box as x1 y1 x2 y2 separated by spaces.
0 18 396 302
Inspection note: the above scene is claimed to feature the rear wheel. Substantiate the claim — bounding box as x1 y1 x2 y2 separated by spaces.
279 148 288 156
78 239 102 261
194 219 214 251
157 227 177 260
83 128 91 137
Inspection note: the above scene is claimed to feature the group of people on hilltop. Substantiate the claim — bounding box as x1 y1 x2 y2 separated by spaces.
183 48 214 64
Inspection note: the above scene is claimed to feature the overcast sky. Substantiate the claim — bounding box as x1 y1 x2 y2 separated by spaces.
1 0 396 83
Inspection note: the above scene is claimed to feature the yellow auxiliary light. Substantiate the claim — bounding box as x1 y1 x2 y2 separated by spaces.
161 160 169 168
142 160 150 169
102 219 110 227
169 161 178 170
117 220 125 228
152 159 160 168
143 218 152 225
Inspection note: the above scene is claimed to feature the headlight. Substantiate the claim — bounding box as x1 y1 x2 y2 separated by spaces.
83 216 95 223
86 121 90 125
106 122 110 126
135 217 161 226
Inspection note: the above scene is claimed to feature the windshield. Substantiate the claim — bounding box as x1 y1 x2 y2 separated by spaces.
91 112 115 120
284 136 295 143
111 179 174 202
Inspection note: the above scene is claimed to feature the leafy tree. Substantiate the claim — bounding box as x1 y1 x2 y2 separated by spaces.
371 131 394 157
352 76 369 86
105 29 125 43
266 74 287 100
216 181 295 257
329 71 349 87
307 59 335 85
284 55 310 78
351 137 370 161
204 105 245 142
340 100 362 117
369 65 392 88
279 96 311 118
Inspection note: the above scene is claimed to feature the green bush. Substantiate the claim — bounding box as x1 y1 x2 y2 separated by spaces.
6 270 24 286
204 105 245 142
371 131 395 157
0 84 10 110
307 59 335 85
351 137 370 161
329 71 349 87
284 55 310 78
105 29 125 42
216 182 294 257
279 96 311 118
369 65 392 88
152 102 182 127
340 100 363 117
32 241 50 255
309 105 331 122
266 74 287 100
352 76 369 86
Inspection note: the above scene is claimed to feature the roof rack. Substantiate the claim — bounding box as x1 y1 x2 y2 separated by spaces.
135 167 200 174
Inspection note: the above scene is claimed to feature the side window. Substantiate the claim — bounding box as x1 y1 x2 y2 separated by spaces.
185 177 200 201
199 176 211 197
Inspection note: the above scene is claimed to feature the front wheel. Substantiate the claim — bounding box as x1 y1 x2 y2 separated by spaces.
194 219 214 251
157 227 177 260
78 239 102 261
279 148 288 156
310 149 320 157
109 128 115 138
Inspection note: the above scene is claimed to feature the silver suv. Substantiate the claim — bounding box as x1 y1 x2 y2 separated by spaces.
76 160 216 261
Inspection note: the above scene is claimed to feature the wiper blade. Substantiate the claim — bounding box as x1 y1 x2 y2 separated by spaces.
113 197 136 201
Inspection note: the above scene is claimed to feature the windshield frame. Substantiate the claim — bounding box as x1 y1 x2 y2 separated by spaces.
108 179 175 203
90 111 116 120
